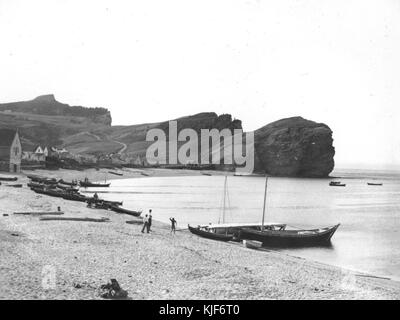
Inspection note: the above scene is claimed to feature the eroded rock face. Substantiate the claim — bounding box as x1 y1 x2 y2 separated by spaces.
254 117 335 177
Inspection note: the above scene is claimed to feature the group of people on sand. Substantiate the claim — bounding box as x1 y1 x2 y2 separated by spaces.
141 209 177 234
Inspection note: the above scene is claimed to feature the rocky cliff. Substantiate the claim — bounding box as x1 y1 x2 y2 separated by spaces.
254 117 335 177
0 94 112 126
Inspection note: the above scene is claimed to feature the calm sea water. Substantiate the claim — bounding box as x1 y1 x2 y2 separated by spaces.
84 169 400 280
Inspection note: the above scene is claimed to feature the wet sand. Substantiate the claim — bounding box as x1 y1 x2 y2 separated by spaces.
0 168 399 299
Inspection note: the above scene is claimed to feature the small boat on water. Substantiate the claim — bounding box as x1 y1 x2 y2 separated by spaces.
243 240 262 250
329 181 346 187
367 182 383 186
79 180 110 188
188 225 234 242
109 205 142 217
238 176 340 247
0 176 18 181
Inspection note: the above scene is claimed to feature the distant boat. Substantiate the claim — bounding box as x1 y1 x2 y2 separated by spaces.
79 180 110 188
367 182 383 186
238 176 340 247
200 172 212 176
329 181 346 187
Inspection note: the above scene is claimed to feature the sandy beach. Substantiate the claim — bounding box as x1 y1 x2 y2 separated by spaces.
0 168 399 300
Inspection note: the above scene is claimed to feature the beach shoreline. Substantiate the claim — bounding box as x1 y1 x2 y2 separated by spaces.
0 168 399 299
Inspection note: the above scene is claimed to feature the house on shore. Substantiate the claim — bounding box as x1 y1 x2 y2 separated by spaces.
0 129 22 173
22 145 47 163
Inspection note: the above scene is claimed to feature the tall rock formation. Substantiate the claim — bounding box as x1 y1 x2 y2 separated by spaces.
254 117 335 177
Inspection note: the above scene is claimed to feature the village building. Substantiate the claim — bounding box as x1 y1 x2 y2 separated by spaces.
22 145 47 163
0 129 22 173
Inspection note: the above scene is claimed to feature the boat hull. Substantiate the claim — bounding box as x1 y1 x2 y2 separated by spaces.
80 181 111 188
188 225 233 242
109 205 142 217
239 224 340 247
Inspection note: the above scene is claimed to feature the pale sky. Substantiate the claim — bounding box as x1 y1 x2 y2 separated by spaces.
0 0 399 169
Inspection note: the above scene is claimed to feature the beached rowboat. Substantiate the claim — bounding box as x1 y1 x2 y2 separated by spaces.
109 205 142 217
108 171 123 176
58 179 78 186
0 176 18 181
239 224 340 247
188 225 234 242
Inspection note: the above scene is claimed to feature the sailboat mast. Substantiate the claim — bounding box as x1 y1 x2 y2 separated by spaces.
261 176 268 231
222 175 227 224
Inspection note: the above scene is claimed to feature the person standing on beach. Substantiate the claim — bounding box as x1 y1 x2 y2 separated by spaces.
170 217 177 234
141 214 149 233
147 210 153 233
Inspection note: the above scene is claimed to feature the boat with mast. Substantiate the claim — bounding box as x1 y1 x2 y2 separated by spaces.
239 176 340 247
188 176 234 241
188 176 286 241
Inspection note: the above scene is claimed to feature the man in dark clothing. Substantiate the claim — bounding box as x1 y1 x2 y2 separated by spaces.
170 217 177 234
147 209 152 233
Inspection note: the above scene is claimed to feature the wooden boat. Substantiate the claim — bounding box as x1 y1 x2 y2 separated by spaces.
31 187 64 198
88 201 111 210
100 200 123 206
28 182 56 189
79 180 111 188
329 181 346 187
188 225 233 242
238 176 340 247
28 175 57 184
367 182 383 186
243 240 262 249
200 172 212 176
0 176 18 181
188 176 237 241
58 179 78 186
109 205 142 217
239 224 340 247
61 193 89 202
108 171 123 176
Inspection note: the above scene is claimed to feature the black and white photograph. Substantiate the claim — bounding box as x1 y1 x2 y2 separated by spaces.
0 0 399 305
